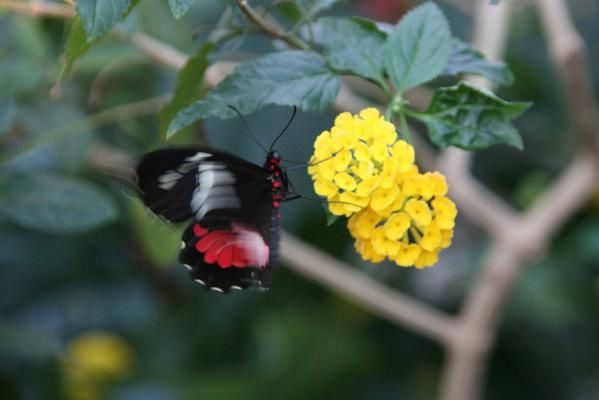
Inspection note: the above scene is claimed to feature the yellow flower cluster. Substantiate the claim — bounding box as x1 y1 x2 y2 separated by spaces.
62 331 134 400
309 108 457 268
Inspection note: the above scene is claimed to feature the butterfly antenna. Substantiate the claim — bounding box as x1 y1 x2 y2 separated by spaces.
227 105 268 153
269 106 297 152
287 193 365 212
284 153 337 171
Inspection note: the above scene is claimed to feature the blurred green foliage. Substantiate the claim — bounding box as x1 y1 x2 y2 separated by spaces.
1 1 599 400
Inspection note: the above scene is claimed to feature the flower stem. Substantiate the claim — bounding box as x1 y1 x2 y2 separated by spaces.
399 111 413 144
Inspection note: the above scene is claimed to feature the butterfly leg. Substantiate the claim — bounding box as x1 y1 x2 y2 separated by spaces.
282 193 303 203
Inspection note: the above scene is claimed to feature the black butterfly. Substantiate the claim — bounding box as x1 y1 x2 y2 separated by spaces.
136 108 299 293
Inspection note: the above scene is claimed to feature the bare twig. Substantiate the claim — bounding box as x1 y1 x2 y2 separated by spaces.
0 0 73 17
440 1 599 399
0 95 166 165
536 0 599 152
281 233 456 343
235 0 310 50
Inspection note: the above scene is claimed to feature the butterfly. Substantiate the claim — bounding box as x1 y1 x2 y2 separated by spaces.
136 107 300 293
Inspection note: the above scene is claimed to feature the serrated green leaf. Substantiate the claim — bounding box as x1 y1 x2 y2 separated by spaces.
60 1 139 80
129 199 179 268
414 81 531 150
60 16 92 80
168 0 193 19
76 0 132 41
160 43 212 137
0 174 117 234
313 17 386 83
384 2 451 92
444 38 513 86
168 51 340 137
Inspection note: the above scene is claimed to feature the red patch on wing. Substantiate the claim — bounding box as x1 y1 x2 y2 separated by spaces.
192 224 268 269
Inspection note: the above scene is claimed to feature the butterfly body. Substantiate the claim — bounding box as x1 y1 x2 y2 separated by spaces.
136 147 290 293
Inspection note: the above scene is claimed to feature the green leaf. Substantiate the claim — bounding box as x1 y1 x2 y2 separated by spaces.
414 81 531 150
129 199 180 268
168 0 193 19
76 0 133 41
60 16 92 80
313 17 386 83
168 51 340 137
444 38 513 86
384 2 451 92
322 203 340 226
0 174 117 234
60 1 139 79
160 43 212 137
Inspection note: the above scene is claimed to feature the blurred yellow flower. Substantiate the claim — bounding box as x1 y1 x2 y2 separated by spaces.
62 331 134 400
309 108 458 268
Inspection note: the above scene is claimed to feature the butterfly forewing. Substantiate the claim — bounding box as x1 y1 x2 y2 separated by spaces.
136 147 280 293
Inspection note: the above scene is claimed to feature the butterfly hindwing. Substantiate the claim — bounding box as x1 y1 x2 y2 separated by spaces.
179 221 274 292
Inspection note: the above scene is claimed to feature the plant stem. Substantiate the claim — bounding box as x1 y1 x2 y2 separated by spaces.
235 0 310 50
0 95 166 165
384 106 394 121
399 111 413 144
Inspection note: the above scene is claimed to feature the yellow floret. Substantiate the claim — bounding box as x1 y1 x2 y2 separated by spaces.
371 141 389 163
356 176 379 197
348 209 381 239
415 250 439 269
353 142 371 161
379 158 399 189
394 244 422 267
370 186 400 212
339 192 369 213
371 227 400 257
391 140 415 172
314 178 338 198
404 199 432 226
431 197 458 229
334 172 357 191
403 174 435 200
355 239 386 263
427 172 448 197
440 229 454 248
384 212 411 241
419 222 442 251
333 149 352 171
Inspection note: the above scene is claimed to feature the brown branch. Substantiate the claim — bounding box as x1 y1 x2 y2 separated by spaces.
536 0 599 152
281 233 456 343
440 1 599 399
235 0 309 50
0 0 74 17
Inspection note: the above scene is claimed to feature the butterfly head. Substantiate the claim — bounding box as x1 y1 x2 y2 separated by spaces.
267 151 282 169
